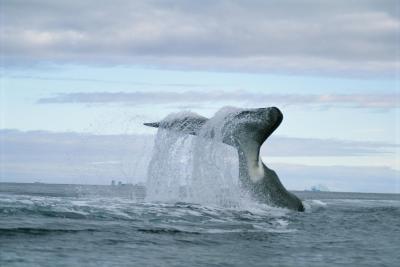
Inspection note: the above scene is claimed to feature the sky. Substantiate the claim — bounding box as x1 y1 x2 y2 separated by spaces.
0 0 399 193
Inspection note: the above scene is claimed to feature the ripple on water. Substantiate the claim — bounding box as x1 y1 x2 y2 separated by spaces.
0 193 297 236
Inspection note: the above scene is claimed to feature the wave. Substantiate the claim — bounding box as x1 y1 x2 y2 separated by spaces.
0 193 295 235
0 227 98 236
137 228 201 235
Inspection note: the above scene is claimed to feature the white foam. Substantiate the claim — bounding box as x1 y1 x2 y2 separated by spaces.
311 200 328 206
146 108 249 207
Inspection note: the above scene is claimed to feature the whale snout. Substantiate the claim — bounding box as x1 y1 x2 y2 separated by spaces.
269 106 282 114
254 107 283 132
266 107 283 123
255 107 283 122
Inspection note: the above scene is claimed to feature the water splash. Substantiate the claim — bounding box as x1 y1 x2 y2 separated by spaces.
146 108 251 207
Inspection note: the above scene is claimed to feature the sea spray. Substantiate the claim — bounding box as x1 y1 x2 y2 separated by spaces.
146 128 193 202
146 108 249 206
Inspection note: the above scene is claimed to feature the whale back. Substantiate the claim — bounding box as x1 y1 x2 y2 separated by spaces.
144 107 282 148
144 114 208 136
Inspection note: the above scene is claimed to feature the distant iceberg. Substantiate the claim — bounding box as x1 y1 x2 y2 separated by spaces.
308 184 330 192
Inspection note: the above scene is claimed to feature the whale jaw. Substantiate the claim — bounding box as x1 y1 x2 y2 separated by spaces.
223 108 304 211
144 107 304 211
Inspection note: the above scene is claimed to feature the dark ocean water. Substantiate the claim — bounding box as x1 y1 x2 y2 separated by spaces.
0 183 399 267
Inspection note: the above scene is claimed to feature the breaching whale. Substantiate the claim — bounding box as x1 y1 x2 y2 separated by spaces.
144 107 304 211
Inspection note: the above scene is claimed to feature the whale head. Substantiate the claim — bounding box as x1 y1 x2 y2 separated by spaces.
219 107 283 148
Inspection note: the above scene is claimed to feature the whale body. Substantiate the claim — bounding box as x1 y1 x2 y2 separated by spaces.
144 107 304 211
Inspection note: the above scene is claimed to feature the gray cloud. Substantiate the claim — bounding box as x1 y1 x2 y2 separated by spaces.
0 130 400 193
37 91 400 109
0 129 154 185
1 0 399 75
272 163 400 193
1 129 399 191
265 136 399 157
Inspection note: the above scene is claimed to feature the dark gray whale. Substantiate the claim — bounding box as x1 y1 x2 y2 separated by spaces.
144 107 304 211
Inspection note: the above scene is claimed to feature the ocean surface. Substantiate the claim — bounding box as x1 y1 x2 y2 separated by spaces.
0 183 399 267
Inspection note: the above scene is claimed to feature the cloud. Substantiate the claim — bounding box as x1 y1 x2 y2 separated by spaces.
265 136 399 157
271 163 400 193
37 91 400 109
0 129 154 184
1 129 399 192
1 0 399 75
